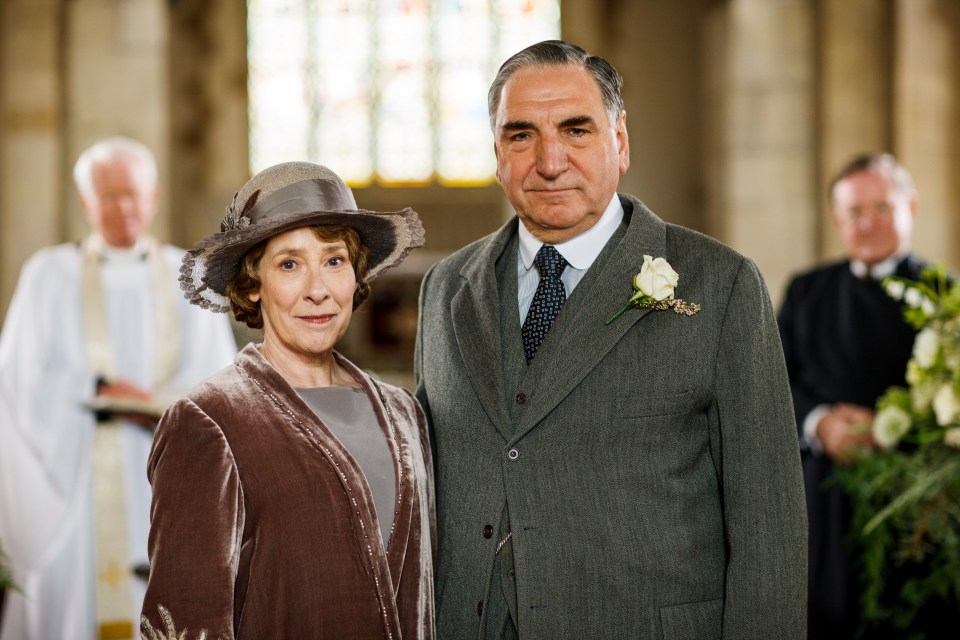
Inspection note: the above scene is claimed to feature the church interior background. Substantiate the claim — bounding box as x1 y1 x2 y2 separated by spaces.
1 0 959 389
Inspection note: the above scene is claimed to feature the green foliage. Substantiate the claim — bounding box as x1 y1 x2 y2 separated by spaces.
834 265 960 637
0 544 19 593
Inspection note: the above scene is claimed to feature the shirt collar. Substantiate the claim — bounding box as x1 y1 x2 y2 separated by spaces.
519 193 624 270
97 234 149 263
850 250 907 280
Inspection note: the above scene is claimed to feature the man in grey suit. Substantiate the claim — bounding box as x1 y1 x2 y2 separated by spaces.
415 40 807 639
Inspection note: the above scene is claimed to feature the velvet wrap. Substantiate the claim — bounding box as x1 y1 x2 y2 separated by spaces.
140 343 435 639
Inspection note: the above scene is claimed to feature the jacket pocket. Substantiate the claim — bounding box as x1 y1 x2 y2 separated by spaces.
660 597 722 640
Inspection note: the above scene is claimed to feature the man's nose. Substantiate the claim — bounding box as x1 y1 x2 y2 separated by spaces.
536 134 568 178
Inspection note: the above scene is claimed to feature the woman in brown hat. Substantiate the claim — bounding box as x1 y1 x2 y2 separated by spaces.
139 162 434 639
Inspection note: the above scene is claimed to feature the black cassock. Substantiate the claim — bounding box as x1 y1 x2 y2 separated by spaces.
778 256 922 639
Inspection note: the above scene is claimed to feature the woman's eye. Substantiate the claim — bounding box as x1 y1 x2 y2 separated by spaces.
328 256 345 267
280 260 296 270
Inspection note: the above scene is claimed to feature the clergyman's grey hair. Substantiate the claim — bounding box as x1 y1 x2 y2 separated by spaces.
73 136 158 200
827 152 916 205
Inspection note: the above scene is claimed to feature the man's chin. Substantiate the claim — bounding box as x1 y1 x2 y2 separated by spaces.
853 248 897 266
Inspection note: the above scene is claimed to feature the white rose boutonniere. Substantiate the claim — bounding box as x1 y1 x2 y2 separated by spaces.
605 255 701 324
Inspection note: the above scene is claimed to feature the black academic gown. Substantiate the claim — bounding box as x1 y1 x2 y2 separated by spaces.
778 256 922 639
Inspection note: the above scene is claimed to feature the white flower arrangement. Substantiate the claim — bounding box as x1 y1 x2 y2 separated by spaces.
835 264 960 632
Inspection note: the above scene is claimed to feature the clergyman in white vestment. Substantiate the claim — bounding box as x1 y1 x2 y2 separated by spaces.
0 136 237 640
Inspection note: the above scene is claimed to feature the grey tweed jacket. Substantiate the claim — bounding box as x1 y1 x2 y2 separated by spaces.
415 194 807 640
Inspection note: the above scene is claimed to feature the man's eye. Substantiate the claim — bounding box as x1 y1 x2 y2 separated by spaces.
568 128 587 137
509 132 531 142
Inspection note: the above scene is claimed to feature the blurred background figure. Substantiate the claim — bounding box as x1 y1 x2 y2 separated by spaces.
777 152 927 639
0 136 237 640
140 162 433 638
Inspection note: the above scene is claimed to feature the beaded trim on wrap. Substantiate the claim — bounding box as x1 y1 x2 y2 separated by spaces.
237 354 403 640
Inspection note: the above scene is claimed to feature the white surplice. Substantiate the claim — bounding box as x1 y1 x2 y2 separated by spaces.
0 237 238 640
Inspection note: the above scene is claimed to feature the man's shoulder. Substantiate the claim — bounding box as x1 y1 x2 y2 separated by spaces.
621 193 745 267
26 241 81 261
664 220 742 263
19 242 82 279
785 260 849 288
779 260 850 308
158 241 188 262
425 224 512 280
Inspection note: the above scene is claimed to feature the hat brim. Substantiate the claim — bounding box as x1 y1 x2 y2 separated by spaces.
180 207 424 312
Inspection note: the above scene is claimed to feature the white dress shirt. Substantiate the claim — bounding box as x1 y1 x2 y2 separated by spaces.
517 194 624 325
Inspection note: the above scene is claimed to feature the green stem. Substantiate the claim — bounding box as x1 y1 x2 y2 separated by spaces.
605 301 633 325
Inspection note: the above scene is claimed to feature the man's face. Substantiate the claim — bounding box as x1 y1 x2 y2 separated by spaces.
831 168 916 266
493 64 629 244
82 158 158 248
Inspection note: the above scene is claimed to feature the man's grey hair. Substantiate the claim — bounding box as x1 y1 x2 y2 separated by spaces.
73 136 157 200
488 40 625 131
828 152 917 205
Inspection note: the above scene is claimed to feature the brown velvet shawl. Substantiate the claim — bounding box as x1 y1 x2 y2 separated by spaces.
140 343 435 639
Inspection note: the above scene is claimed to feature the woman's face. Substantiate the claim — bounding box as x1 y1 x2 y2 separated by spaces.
249 227 357 365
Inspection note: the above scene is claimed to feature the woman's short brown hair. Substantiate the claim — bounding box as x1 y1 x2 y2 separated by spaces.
225 224 371 330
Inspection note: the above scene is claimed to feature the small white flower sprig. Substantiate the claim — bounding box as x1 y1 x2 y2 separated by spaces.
605 255 701 325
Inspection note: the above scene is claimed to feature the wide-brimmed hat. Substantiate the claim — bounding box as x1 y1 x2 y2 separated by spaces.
180 161 425 312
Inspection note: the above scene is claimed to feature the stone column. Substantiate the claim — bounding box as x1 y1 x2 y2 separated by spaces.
0 0 63 320
704 0 818 305
818 0 893 259
168 0 251 249
64 0 171 242
894 0 960 271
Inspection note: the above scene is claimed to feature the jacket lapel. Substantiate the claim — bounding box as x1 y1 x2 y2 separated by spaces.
450 220 518 441
513 196 668 440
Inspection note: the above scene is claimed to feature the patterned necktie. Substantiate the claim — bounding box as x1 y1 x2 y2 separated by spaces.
522 245 568 363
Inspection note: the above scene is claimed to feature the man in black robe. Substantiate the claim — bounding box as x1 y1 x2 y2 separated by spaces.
778 153 923 639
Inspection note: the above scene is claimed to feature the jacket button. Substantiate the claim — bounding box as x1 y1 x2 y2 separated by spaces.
515 393 526 405
507 448 519 460
483 524 494 538
477 600 484 617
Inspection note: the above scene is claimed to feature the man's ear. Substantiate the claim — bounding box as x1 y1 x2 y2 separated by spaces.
78 193 96 223
616 111 630 175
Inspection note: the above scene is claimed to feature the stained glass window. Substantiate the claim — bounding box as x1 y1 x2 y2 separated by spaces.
248 0 561 186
